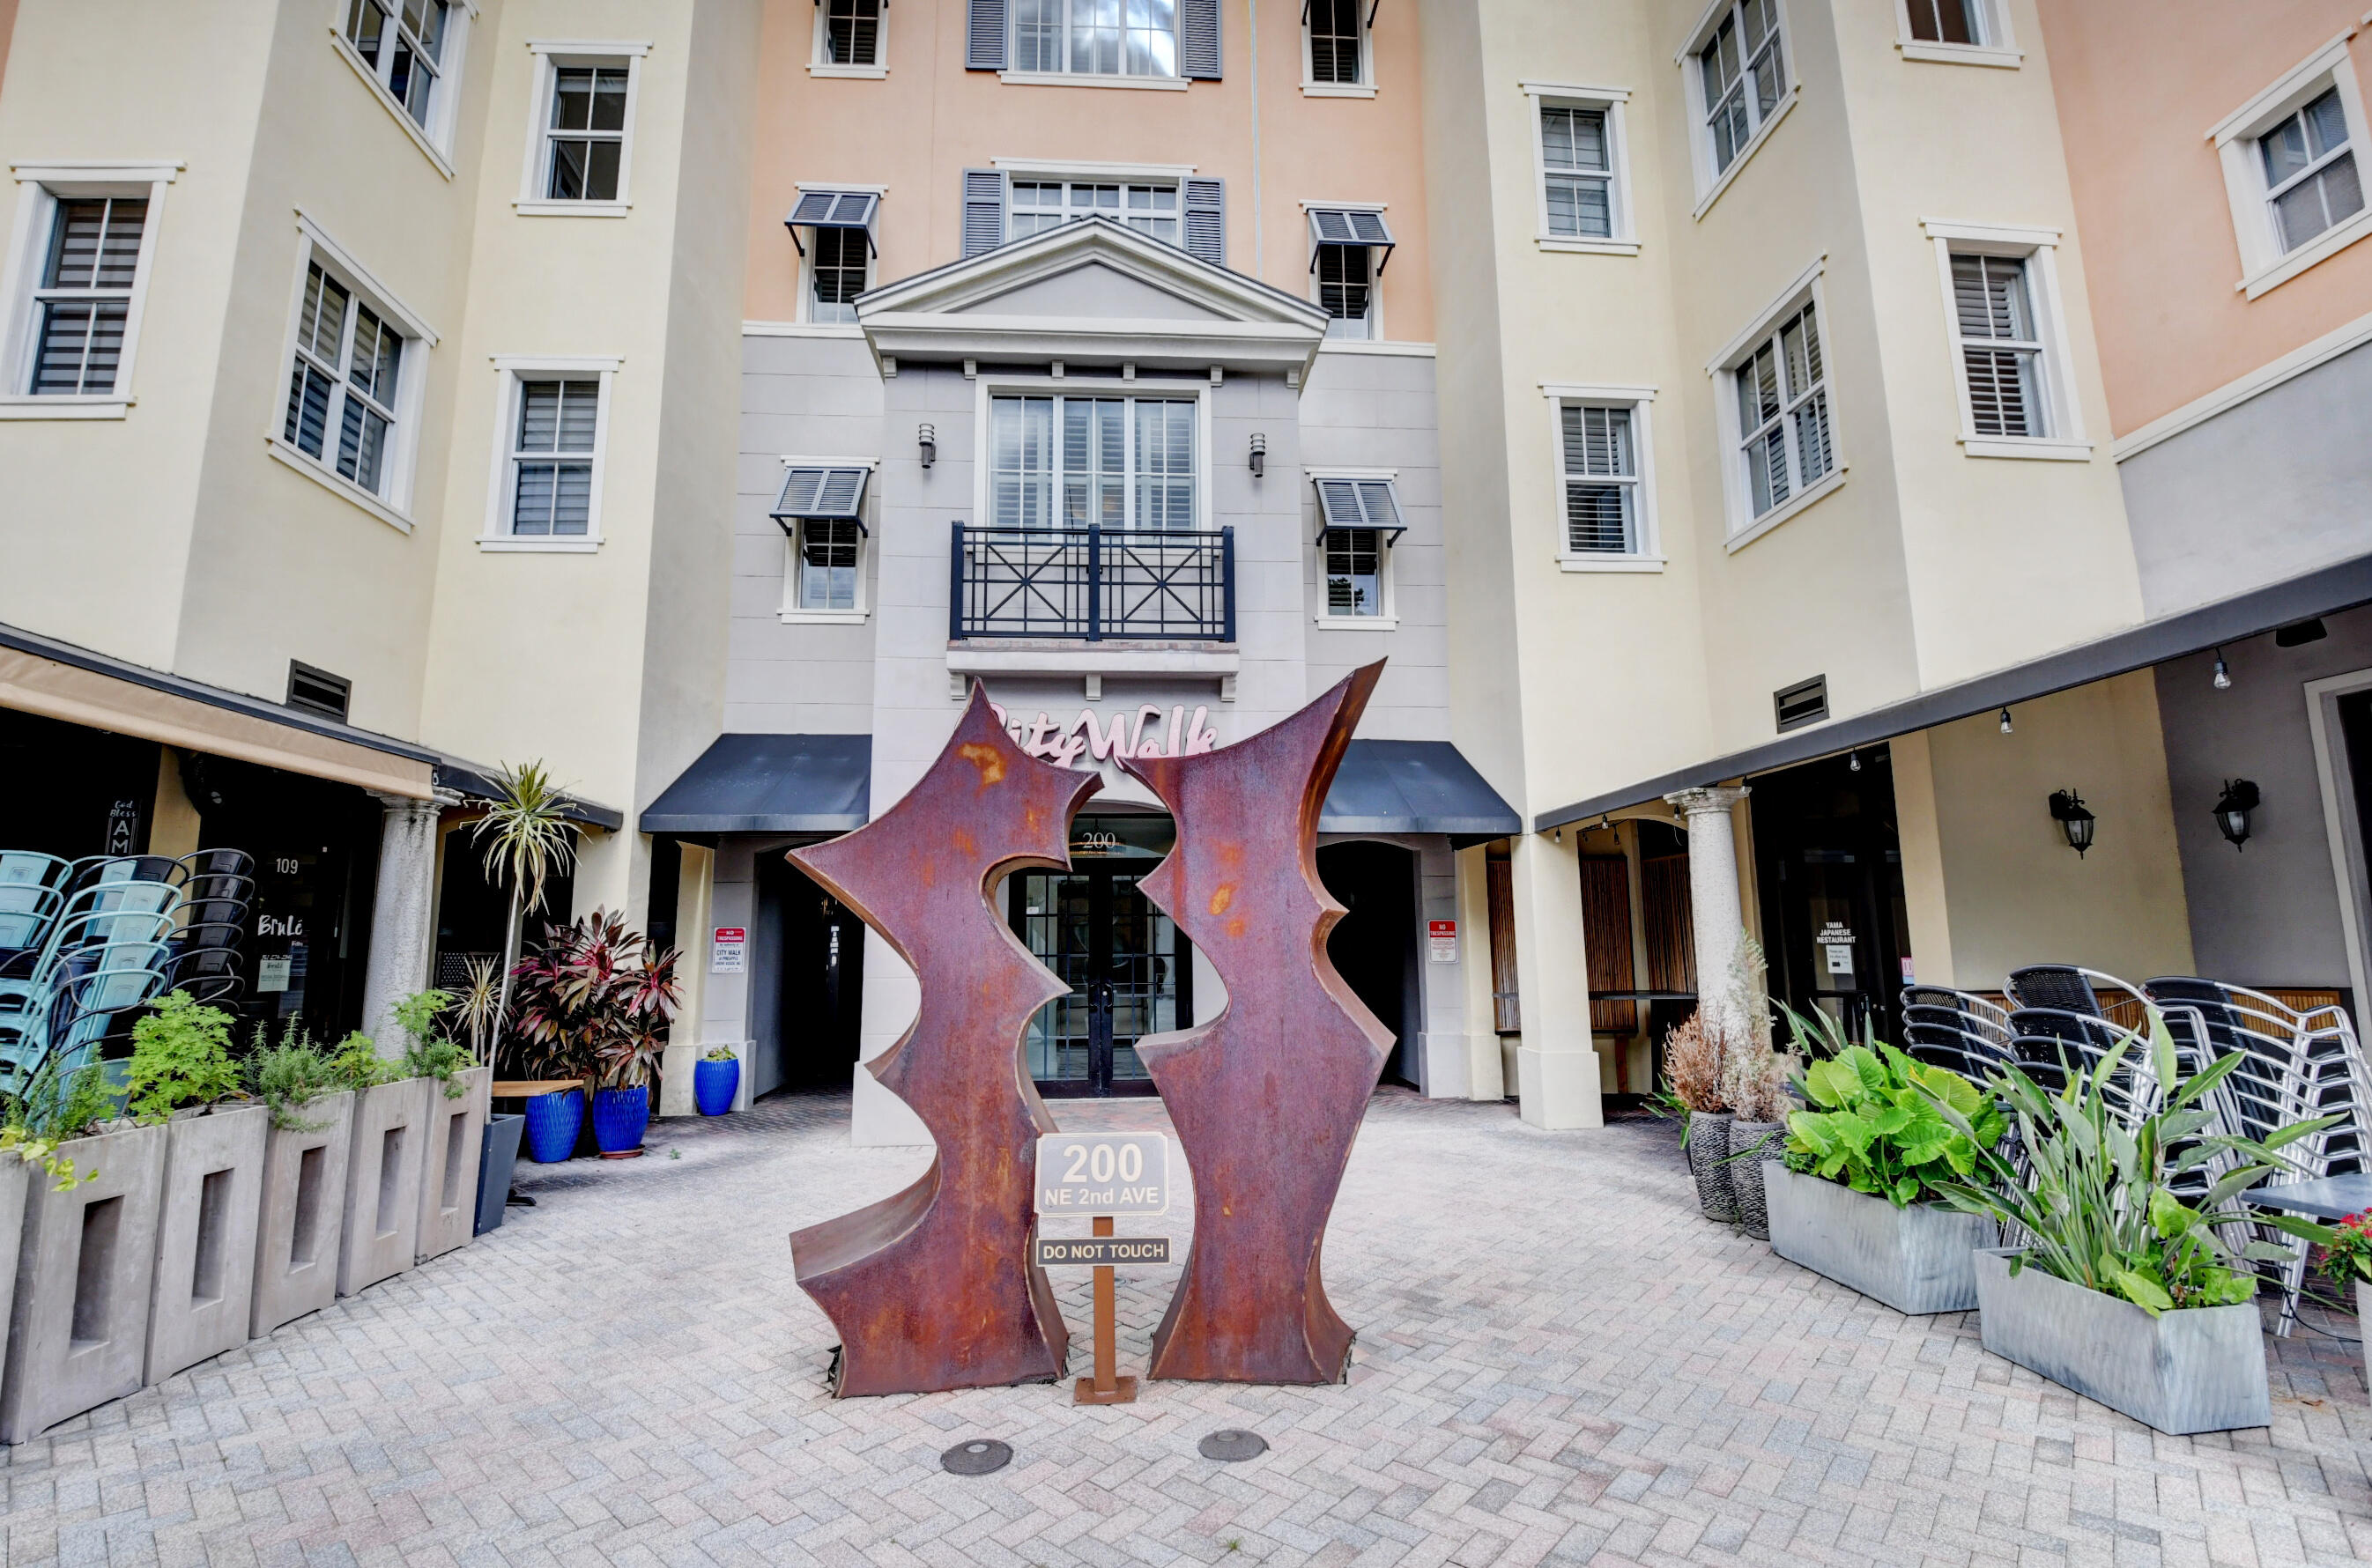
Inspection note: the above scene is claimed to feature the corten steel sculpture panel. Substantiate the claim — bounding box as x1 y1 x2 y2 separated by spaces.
786 686 1098 1396
1120 661 1392 1384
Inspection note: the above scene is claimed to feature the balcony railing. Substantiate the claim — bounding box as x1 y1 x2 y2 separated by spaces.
950 523 1235 642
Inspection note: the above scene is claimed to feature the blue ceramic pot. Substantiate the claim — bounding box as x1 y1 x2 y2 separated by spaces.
523 1089 583 1165
693 1057 739 1117
593 1085 649 1154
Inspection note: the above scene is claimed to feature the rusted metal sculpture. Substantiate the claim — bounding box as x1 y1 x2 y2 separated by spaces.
1121 661 1392 1384
786 686 1098 1395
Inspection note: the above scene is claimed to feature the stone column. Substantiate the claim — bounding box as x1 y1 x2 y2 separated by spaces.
1509 831 1603 1130
360 791 456 1058
1664 785 1753 1046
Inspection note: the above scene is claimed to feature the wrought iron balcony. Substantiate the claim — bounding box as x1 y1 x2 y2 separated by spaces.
950 523 1235 642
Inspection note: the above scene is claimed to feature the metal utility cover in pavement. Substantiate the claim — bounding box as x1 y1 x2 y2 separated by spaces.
1034 1132 1171 1217
1034 1236 1172 1267
940 1439 1013 1476
1198 1430 1268 1461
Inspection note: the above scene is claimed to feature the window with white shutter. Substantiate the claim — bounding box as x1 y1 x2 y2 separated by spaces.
1544 387 1659 567
990 395 1198 530
1951 255 2043 438
786 190 880 321
1922 222 2087 459
1311 476 1405 621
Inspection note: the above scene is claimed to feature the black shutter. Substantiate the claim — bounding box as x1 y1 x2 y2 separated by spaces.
966 0 1008 70
1181 0 1221 78
1183 178 1225 265
962 169 1007 257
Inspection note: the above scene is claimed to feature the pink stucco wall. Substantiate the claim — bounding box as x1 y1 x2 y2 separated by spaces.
742 0 1433 339
2034 1 2372 433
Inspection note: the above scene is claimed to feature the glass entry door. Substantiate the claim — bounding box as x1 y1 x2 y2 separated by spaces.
1010 816 1188 1096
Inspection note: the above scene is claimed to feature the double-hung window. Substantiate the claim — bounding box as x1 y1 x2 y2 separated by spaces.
990 393 1197 531
1011 0 1178 78
281 261 408 500
522 44 647 211
2211 41 2372 298
1560 405 1639 554
1691 0 1789 189
1304 0 1368 92
1894 0 2018 67
1716 279 1835 539
339 0 470 159
786 189 880 323
27 198 145 397
1307 207 1393 340
1923 221 2086 458
817 0 885 69
1311 477 1404 621
1542 108 1611 238
772 463 873 617
479 359 616 546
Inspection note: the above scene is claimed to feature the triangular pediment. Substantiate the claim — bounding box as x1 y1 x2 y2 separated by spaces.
857 217 1327 378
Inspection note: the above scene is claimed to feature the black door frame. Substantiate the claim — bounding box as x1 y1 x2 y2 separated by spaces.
1010 861 1184 1098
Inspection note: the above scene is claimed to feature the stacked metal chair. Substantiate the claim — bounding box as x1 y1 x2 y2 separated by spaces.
1900 986 2016 1083
0 858 183 1094
0 852 74 970
159 848 256 1010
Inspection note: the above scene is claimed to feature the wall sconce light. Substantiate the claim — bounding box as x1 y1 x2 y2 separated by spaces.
917 422 937 469
2213 778 2259 851
2212 647 2232 690
1998 706 2014 736
2049 788 2096 857
1249 432 1267 478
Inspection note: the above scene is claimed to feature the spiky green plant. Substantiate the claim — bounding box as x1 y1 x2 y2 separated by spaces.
470 761 580 1052
449 956 503 1069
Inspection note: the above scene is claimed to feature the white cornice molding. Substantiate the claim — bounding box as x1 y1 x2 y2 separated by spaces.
1704 255 1825 374
11 160 183 185
990 156 1195 180
526 38 653 56
2113 306 2372 462
1519 80 1631 102
2207 30 2357 144
1919 218 2061 247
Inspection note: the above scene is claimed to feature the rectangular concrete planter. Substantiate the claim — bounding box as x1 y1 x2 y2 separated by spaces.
476 1113 523 1237
415 1068 490 1264
249 1090 355 1337
144 1103 269 1387
1974 1248 2270 1434
337 1078 427 1298
1764 1164 1994 1315
0 1160 27 1387
1 1121 168 1443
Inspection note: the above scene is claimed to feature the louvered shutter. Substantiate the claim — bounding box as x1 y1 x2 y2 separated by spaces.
966 0 1008 70
1180 0 1221 78
1182 178 1226 266
961 169 1006 257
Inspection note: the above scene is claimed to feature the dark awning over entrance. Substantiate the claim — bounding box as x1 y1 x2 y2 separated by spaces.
1322 741 1519 847
640 734 872 834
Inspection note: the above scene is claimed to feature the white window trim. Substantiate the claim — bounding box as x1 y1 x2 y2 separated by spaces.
777 455 879 622
810 0 889 78
266 213 438 533
1707 256 1845 551
1920 218 2094 461
1301 1 1375 96
1304 199 1387 342
998 70 1190 91
1308 467 1399 628
990 157 1197 181
1890 0 2021 68
478 354 620 551
515 41 651 218
1539 382 1661 571
970 374 1213 534
0 161 180 421
2209 32 2372 299
1676 0 1799 220
327 0 477 179
1522 83 1639 255
795 183 886 325
2304 665 2372 1017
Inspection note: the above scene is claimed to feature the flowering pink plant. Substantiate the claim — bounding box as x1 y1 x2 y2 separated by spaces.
2321 1209 2372 1284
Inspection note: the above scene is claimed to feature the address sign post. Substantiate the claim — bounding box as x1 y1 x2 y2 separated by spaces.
1034 1132 1171 1405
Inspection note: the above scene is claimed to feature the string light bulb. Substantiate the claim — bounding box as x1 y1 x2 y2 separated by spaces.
1849 751 1862 773
2212 648 2232 691
1998 707 2014 736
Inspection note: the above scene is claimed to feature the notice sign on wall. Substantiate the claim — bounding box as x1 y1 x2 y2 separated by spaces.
711 927 746 974
1427 919 1457 963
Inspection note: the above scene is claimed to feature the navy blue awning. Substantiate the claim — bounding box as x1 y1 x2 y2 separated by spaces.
640 734 871 834
1322 741 1518 846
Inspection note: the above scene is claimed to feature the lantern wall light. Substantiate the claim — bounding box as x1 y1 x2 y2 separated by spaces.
2048 788 2096 857
2213 779 2259 851
1249 432 1267 478
918 422 937 469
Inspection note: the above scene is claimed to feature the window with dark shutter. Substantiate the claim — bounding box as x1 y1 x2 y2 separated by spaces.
770 465 873 528
1306 0 1360 84
822 0 882 63
962 169 1007 256
1183 179 1226 264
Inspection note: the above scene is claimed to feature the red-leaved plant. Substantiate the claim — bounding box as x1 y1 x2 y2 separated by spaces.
506 909 682 1093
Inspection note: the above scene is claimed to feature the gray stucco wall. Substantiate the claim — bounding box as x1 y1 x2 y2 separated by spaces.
2120 342 2372 618
2153 603 2372 990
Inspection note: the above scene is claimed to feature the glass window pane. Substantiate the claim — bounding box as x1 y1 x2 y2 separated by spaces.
552 68 593 129
287 365 334 458
552 462 591 534
346 0 388 65
1564 482 1632 553
584 140 623 202
517 381 560 453
513 462 555 534
2305 87 2349 159
556 381 600 452
589 69 630 130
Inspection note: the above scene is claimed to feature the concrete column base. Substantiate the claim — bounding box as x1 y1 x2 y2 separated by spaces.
338 1079 426 1298
1467 1033 1507 1101
145 1104 269 1388
1516 1047 1605 1131
415 1068 490 1264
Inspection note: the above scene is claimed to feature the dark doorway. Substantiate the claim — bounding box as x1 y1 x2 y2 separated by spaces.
2339 691 2372 939
0 710 160 862
434 825 578 988
1009 814 1186 1097
1750 747 1910 1044
754 849 865 1096
1317 839 1419 1087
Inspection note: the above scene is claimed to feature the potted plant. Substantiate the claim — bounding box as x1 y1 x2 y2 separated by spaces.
695 1045 740 1117
1919 1008 2331 1435
468 759 579 1048
510 910 681 1160
448 956 524 1234
0 1053 167 1443
245 1022 355 1337
392 989 491 1263
125 992 271 1387
1723 1043 1797 1242
330 1029 429 1299
1661 1015 1736 1224
1765 1008 2004 1314
2317 1209 2372 1394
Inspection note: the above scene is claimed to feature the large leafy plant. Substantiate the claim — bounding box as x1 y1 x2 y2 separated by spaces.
124 991 246 1124
1919 1006 2332 1316
1786 1038 2005 1208
508 909 682 1091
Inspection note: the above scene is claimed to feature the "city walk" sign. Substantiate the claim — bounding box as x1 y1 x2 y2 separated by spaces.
989 702 1219 771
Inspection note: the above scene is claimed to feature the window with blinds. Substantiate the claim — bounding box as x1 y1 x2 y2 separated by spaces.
345 0 452 134
30 198 145 396
1011 0 1177 77
1307 0 1361 85
1697 0 1786 177
1951 254 2045 438
1541 107 1613 239
990 395 1197 530
509 379 600 536
1560 403 1638 554
1732 301 1831 521
823 0 883 64
282 261 407 497
2259 87 2363 255
545 64 631 201
1323 529 1383 617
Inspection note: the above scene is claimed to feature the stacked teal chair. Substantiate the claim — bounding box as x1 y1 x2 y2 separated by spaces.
0 872 182 1095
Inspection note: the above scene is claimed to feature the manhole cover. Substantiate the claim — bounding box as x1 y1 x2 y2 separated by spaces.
1199 1429 1267 1461
941 1439 1013 1476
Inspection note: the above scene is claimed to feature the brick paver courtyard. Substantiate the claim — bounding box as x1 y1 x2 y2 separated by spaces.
4 1088 2368 1567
